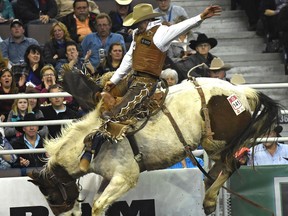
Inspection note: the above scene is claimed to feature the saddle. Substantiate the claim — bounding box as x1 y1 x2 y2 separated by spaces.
97 86 167 141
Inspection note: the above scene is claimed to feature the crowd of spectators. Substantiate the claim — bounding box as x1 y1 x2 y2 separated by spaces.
235 0 288 66
0 0 286 171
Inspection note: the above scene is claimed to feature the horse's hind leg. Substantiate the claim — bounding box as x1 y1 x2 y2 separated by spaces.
92 172 139 216
203 160 237 215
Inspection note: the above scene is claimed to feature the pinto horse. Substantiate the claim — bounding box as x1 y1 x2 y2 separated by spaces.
28 73 280 216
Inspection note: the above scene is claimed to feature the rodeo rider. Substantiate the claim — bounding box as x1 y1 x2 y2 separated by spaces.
79 3 222 172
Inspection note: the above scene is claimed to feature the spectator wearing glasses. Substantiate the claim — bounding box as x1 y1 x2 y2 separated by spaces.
81 13 125 70
58 0 99 43
154 0 188 26
55 0 99 19
173 33 218 81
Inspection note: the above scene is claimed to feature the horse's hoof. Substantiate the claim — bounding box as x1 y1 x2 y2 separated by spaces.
203 204 216 215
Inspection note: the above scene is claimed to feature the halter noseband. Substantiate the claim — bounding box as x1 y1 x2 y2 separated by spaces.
43 167 79 215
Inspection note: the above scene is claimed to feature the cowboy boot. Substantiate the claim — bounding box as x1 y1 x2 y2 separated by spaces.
79 132 104 172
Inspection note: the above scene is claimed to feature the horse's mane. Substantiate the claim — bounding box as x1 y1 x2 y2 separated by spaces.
44 103 103 163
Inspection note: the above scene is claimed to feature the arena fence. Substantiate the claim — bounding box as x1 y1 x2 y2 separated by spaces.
1 84 288 216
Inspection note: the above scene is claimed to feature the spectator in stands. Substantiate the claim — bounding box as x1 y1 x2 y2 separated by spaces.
96 42 125 76
56 40 94 77
59 0 98 43
160 68 178 86
154 0 188 25
246 125 288 165
278 4 288 73
208 57 231 82
35 64 73 107
4 97 33 141
167 15 195 63
259 0 287 52
81 13 126 69
41 84 81 138
0 68 25 122
55 0 99 19
25 87 49 138
23 44 45 87
0 0 15 22
109 0 135 42
43 21 75 67
0 19 39 65
11 113 47 168
15 0 57 25
241 0 261 31
0 129 17 169
173 33 217 82
35 64 57 103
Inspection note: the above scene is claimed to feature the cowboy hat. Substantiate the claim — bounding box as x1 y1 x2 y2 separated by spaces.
115 0 132 5
189 33 218 50
123 3 162 26
209 57 231 71
15 113 43 134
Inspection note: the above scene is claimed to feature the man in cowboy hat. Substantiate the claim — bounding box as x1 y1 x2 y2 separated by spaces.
79 3 221 171
11 113 47 168
173 33 218 81
238 125 288 166
208 57 231 81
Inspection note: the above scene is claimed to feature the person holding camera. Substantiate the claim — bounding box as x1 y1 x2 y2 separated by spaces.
81 13 126 70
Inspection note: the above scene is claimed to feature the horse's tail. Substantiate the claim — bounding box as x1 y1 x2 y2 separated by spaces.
222 90 281 161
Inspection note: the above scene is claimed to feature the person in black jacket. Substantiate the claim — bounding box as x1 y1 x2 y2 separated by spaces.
58 0 98 43
41 84 81 138
11 113 47 168
16 0 58 25
173 33 217 82
109 0 136 42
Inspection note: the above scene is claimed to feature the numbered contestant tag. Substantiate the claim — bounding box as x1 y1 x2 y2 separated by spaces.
227 94 245 115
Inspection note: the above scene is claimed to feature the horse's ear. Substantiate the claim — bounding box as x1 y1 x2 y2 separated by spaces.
27 171 41 185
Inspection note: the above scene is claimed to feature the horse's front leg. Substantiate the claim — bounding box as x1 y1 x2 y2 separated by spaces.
92 171 139 216
203 160 237 215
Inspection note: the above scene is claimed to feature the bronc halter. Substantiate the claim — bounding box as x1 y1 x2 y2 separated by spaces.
30 164 80 215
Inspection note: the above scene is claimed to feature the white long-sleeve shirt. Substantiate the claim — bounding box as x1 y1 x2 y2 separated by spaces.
110 14 203 84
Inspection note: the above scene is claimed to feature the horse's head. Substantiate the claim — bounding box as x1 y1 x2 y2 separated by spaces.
28 164 79 215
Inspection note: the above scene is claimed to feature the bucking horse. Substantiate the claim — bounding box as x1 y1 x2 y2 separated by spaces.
28 69 281 216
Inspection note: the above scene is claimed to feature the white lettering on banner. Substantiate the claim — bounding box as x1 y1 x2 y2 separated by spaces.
0 169 205 216
227 94 245 116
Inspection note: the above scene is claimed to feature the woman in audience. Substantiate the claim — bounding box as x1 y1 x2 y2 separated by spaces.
43 22 75 66
160 68 179 86
96 42 124 76
0 68 25 122
25 87 49 138
36 64 73 108
4 97 33 141
23 44 45 87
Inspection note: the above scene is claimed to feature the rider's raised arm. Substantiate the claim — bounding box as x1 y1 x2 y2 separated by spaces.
154 5 221 52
